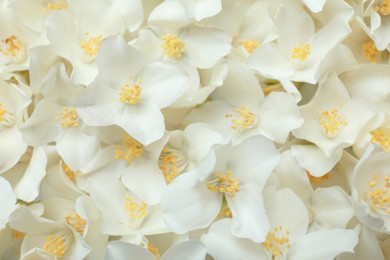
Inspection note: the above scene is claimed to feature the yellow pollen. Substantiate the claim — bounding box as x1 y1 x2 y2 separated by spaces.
242 39 260 53
363 40 381 63
206 171 240 198
262 226 291 258
158 147 184 184
218 199 232 219
65 213 87 235
306 171 331 185
119 84 142 104
0 103 6 122
79 33 103 59
291 43 311 61
367 175 390 214
12 229 25 239
115 135 143 165
62 163 79 181
0 35 23 57
55 107 79 128
226 105 257 132
44 1 68 11
124 197 148 228
148 243 161 259
370 127 390 151
160 35 185 59
43 234 69 258
374 0 390 15
319 109 348 138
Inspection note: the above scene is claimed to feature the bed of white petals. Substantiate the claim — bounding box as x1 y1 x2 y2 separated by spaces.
1 0 390 259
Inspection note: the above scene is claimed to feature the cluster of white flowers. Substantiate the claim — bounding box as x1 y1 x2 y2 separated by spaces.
1 0 390 259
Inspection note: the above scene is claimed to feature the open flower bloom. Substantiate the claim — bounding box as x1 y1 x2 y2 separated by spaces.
248 1 351 84
0 79 30 174
159 123 223 184
85 162 169 236
202 187 359 260
161 135 280 242
9 200 91 260
351 145 390 233
105 239 207 260
184 62 303 144
293 72 376 158
77 35 189 146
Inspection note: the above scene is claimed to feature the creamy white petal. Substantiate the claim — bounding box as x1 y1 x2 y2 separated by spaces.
161 240 207 260
0 177 16 230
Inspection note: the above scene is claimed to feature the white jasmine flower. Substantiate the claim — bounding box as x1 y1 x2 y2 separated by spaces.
161 135 280 242
77 35 190 146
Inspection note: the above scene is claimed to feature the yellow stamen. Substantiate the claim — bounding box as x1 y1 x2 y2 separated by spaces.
160 35 185 59
124 197 148 228
374 0 390 15
291 44 311 61
79 33 103 61
0 103 6 122
65 213 87 235
226 105 257 132
262 226 291 259
363 40 381 63
115 135 143 165
370 127 390 151
43 233 70 258
148 243 161 259
62 163 79 181
44 1 68 11
55 107 79 128
12 229 25 239
0 35 25 63
119 83 142 105
367 175 390 214
206 171 240 198
158 147 188 184
319 109 348 139
242 39 260 53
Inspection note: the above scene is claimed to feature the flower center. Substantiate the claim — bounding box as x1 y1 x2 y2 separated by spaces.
370 127 390 151
55 107 79 128
43 232 72 258
115 135 143 165
0 103 15 128
62 163 79 181
363 40 381 63
148 243 161 259
319 109 348 139
262 226 291 259
374 0 390 15
206 171 240 198
160 35 185 59
44 1 68 11
0 35 26 63
65 213 87 235
291 44 311 61
119 83 142 105
158 147 188 184
367 175 390 214
124 196 148 229
12 229 25 239
242 39 260 53
79 33 103 62
226 105 257 132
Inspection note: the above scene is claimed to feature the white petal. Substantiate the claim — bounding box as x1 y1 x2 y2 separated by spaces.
161 171 221 233
0 126 27 174
161 240 207 260
105 241 155 260
302 0 327 13
192 0 221 21
0 177 16 229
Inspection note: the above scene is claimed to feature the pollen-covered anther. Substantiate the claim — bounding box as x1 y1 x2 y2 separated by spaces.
43 233 71 258
158 147 188 184
226 105 257 132
262 226 291 258
79 33 103 62
242 39 260 53
44 1 68 12
0 35 25 63
115 135 143 165
374 0 390 15
12 229 25 239
148 243 161 259
370 127 390 151
363 40 381 63
207 171 240 197
55 107 79 128
291 43 311 61
367 175 390 214
62 163 79 181
124 196 148 229
160 35 185 59
65 213 87 235
119 84 142 104
319 109 348 139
